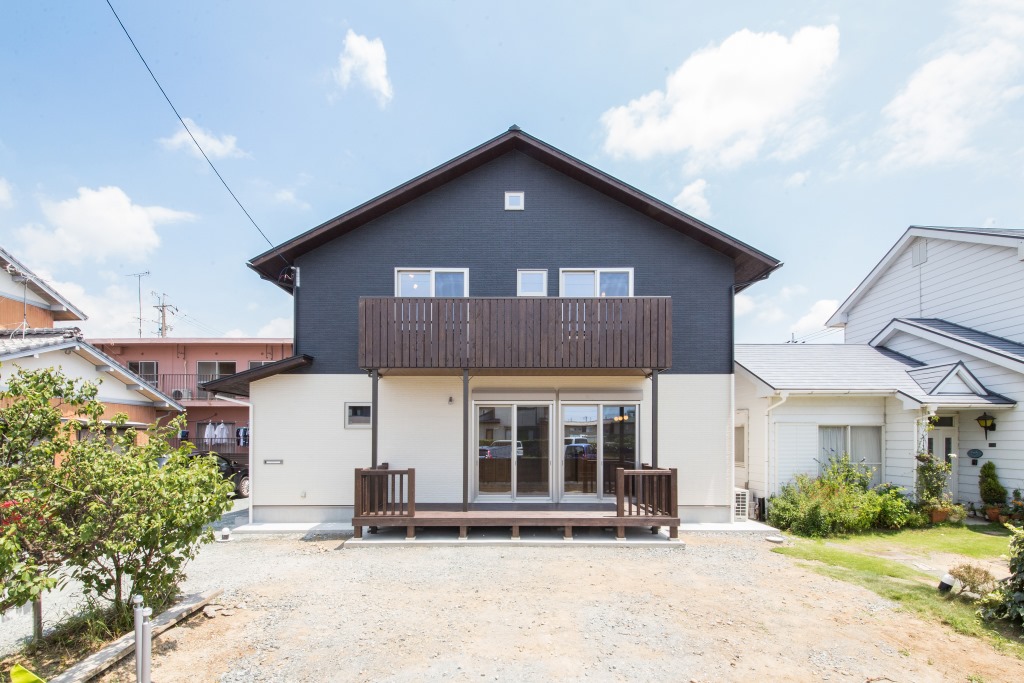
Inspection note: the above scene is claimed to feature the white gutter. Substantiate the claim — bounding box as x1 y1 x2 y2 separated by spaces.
764 391 790 497
214 392 253 524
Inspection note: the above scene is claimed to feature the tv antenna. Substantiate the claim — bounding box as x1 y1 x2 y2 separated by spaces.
125 271 150 338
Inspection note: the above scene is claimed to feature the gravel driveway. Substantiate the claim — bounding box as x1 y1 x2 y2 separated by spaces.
89 531 1024 683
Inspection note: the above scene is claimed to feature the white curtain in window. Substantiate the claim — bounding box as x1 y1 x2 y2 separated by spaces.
818 426 845 472
851 426 883 487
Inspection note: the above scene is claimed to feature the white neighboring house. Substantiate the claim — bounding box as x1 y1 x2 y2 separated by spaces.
735 226 1024 510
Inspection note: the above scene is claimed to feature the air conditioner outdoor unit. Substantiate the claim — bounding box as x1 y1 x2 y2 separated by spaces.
734 488 750 520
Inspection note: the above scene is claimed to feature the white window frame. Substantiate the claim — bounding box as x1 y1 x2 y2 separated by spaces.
128 360 158 385
517 269 548 297
818 424 884 485
558 268 634 297
345 402 372 429
394 268 470 297
504 191 525 211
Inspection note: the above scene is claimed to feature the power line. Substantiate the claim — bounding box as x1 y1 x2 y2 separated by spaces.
104 1 288 268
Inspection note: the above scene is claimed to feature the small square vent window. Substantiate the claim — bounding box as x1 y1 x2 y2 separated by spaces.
505 191 525 211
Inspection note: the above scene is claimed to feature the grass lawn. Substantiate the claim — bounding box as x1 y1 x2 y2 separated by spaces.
774 523 1024 659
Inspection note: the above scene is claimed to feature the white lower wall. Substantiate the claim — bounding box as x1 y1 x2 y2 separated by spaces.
249 372 734 523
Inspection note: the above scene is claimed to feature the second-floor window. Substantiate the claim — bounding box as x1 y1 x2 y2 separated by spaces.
128 361 158 386
395 268 468 297
248 361 276 370
197 361 236 381
559 268 633 297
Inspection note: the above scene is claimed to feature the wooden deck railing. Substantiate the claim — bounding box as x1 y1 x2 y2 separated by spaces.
358 296 671 370
354 466 415 518
615 467 678 518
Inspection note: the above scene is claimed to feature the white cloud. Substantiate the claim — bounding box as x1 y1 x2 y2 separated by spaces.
16 186 194 267
784 171 810 188
791 299 840 337
0 178 12 209
880 0 1024 167
159 118 250 160
256 317 292 338
601 25 839 172
672 178 711 219
222 328 247 338
273 188 310 210
333 29 393 107
40 274 142 337
734 293 755 316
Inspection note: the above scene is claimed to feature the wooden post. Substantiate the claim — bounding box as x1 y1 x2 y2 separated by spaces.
408 468 416 517
615 467 625 517
462 368 469 512
651 369 659 469
371 369 379 468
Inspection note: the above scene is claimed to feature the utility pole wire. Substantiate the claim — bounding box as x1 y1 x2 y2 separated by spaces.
104 0 288 268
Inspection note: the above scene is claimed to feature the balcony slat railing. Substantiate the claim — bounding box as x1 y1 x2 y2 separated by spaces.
359 297 671 370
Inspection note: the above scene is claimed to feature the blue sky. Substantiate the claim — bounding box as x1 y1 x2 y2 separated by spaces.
1 1 1022 342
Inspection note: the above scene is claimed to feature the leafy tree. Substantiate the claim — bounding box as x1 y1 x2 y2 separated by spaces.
0 367 103 613
59 415 235 615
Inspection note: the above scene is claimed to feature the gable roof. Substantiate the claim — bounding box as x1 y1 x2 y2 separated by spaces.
871 318 1024 374
0 246 87 321
0 328 184 411
827 226 1024 327
200 354 314 397
248 127 781 292
735 343 1013 408
906 361 987 396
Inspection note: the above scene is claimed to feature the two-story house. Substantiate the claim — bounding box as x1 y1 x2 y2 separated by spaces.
735 227 1023 511
0 246 184 435
88 337 292 469
206 127 781 526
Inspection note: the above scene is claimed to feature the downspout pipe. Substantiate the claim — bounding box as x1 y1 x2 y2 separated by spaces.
764 391 790 497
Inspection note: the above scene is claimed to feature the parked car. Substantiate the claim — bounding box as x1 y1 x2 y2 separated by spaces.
490 440 524 457
564 443 597 460
479 444 512 459
156 451 250 498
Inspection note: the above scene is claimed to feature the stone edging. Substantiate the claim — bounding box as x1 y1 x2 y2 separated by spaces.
49 588 223 683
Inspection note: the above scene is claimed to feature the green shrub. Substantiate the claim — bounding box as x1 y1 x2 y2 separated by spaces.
979 461 1007 508
981 523 1024 623
767 454 912 537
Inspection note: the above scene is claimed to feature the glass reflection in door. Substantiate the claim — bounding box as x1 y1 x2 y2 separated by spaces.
515 406 550 496
563 405 599 494
478 407 512 494
603 405 637 495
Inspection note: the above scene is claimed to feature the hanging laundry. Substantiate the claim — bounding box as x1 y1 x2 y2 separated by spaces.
236 426 249 447
214 422 229 444
203 421 216 446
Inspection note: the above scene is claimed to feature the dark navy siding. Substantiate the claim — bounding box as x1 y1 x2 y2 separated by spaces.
294 150 735 375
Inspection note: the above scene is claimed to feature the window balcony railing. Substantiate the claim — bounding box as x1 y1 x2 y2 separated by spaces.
156 374 228 401
358 296 671 371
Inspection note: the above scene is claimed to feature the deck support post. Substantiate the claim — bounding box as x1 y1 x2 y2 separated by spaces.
462 368 469 513
651 369 659 469
371 369 379 468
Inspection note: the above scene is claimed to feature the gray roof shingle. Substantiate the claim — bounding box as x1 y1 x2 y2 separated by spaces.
735 344 1014 406
897 318 1024 363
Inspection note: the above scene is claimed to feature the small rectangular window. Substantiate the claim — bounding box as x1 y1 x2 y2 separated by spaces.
517 269 547 296
505 191 525 210
395 268 469 297
559 268 634 297
346 403 372 428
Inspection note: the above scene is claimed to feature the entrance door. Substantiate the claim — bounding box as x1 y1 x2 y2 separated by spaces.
476 404 551 500
561 404 637 500
927 420 959 500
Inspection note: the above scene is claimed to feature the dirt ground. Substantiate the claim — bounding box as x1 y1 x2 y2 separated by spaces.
96 532 1024 683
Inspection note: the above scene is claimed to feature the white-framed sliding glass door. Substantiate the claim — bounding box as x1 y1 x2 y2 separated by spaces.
560 403 639 501
475 402 553 501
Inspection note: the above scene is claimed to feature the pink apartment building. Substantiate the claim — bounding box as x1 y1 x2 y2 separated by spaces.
88 337 292 464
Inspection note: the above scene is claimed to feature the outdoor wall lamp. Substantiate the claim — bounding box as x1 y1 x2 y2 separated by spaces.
976 412 996 438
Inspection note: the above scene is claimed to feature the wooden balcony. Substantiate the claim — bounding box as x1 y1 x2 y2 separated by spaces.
358 297 671 372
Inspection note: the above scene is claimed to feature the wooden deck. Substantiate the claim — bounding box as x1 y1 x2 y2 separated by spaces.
352 467 680 541
353 508 679 541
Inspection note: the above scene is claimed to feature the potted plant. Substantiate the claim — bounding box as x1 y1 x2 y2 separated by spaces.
916 453 955 524
1012 490 1024 521
979 461 1007 521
